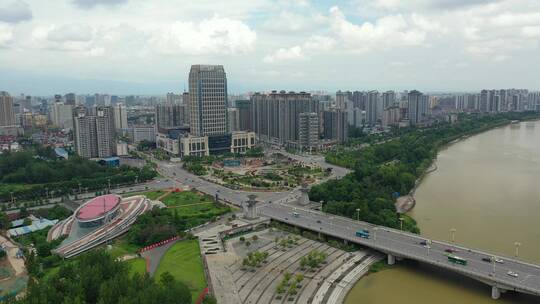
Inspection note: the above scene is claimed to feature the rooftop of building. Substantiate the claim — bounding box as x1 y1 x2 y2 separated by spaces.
76 194 121 221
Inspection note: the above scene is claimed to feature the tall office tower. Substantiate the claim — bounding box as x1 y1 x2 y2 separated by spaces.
335 91 352 109
382 91 396 109
114 103 128 130
73 106 115 158
365 90 379 125
236 100 252 131
298 112 319 150
155 104 187 132
323 109 348 143
65 93 76 106
251 91 320 147
188 65 228 136
228 108 240 132
50 102 74 129
408 90 430 126
54 94 63 103
0 91 16 126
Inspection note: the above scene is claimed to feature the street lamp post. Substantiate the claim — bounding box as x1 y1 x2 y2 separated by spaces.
491 256 496 274
399 217 404 230
450 228 457 243
373 227 378 241
107 178 111 193
427 240 432 255
514 242 521 257
356 208 360 221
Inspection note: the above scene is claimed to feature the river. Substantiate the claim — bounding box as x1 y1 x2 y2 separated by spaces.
345 120 540 304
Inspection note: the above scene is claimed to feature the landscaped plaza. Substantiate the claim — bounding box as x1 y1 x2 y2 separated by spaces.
184 151 331 191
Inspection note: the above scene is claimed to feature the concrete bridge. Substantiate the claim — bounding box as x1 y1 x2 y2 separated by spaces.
257 203 540 300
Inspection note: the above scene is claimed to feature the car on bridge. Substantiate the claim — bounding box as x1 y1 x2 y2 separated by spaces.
482 257 491 263
494 258 504 264
445 248 459 254
507 271 519 278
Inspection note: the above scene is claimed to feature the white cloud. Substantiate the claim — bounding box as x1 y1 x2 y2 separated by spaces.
263 46 304 63
303 35 336 51
262 11 320 33
0 24 13 48
328 6 427 52
149 16 257 55
0 0 32 23
72 0 128 9
31 24 104 56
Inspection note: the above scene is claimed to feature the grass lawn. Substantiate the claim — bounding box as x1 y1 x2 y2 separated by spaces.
121 190 167 200
108 238 140 259
124 258 147 277
154 240 206 302
162 190 212 207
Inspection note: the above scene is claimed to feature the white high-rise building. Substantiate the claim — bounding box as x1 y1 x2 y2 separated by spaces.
188 65 228 137
114 103 128 130
50 102 74 130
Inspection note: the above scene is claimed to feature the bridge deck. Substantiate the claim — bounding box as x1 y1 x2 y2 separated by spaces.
259 203 540 297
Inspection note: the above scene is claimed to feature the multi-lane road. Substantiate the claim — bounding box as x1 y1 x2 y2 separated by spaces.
258 203 540 297
153 152 540 298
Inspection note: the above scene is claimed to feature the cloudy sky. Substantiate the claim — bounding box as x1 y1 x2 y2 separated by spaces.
1 0 540 95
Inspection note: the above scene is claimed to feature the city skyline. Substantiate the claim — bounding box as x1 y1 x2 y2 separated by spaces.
1 0 540 95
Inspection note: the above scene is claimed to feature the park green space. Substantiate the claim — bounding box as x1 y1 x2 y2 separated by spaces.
155 240 206 302
121 189 167 200
125 258 146 277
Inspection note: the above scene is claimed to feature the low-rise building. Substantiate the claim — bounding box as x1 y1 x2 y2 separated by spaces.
231 131 255 154
179 135 209 157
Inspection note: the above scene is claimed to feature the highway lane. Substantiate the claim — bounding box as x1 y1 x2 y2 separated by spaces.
259 203 540 296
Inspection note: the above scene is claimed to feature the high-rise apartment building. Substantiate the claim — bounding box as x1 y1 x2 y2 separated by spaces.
299 112 319 150
50 102 74 129
188 65 228 137
228 108 239 132
408 90 429 126
323 109 348 143
0 91 16 126
114 103 128 130
236 100 252 131
336 91 352 109
155 104 188 132
73 106 116 158
366 90 380 125
382 91 396 109
251 91 320 148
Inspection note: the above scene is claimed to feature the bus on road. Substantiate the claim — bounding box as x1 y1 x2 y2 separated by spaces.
447 254 467 265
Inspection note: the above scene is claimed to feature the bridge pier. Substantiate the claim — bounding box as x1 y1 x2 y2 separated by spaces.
491 286 501 300
387 254 396 265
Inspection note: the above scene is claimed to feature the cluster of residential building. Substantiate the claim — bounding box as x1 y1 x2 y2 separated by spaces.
1 73 540 158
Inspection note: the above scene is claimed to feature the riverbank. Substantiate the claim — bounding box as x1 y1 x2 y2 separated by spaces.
402 116 540 215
